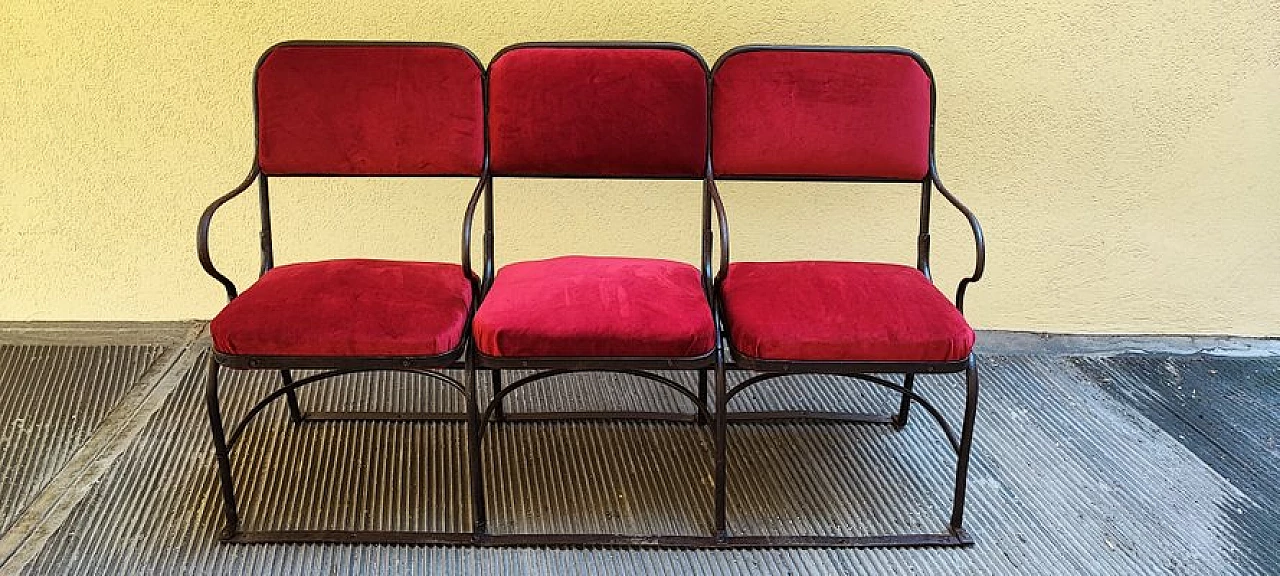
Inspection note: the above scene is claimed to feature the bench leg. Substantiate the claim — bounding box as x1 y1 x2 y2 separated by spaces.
490 369 505 422
949 356 980 534
466 351 487 538
281 370 304 424
893 373 916 428
205 356 240 539
696 370 709 425
712 354 729 539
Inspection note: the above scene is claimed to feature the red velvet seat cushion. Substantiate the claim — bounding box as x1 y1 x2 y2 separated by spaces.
488 46 708 177
712 49 932 180
256 43 485 176
473 256 716 358
721 261 973 362
211 259 471 358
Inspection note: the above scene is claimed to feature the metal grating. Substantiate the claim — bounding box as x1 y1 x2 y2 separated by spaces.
0 345 163 533
1073 354 1280 573
16 351 1274 574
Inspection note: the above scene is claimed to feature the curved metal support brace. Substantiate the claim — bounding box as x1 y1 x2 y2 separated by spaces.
281 370 303 424
704 172 732 290
930 168 985 313
226 368 466 449
460 174 491 291
198 165 261 302
725 371 902 402
490 369 505 422
476 369 710 441
725 371 961 453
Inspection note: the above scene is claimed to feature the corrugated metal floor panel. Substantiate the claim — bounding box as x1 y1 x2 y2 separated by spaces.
0 345 164 533
1072 355 1280 572
9 347 1277 574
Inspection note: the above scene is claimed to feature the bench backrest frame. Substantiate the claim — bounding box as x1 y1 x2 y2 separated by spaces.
246 41 490 278
709 45 940 279
473 42 719 304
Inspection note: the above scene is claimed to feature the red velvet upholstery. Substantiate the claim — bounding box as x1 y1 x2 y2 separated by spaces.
712 49 932 180
488 46 708 177
721 261 973 362
256 44 484 176
211 259 471 358
473 256 716 358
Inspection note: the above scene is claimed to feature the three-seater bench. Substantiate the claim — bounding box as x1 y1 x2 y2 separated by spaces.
198 40 985 548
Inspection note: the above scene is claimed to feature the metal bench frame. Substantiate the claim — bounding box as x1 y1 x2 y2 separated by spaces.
198 41 984 548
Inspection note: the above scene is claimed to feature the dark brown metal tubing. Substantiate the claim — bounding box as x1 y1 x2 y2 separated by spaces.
204 356 240 539
301 411 468 422
300 410 704 425
701 173 714 297
931 169 985 313
706 176 731 287
725 410 893 424
226 367 466 448
460 175 491 288
289 367 466 395
726 349 967 375
464 345 486 537
714 532 972 548
713 347 729 539
949 354 980 532
490 369 504 422
492 411 699 424
228 531 476 545
480 532 969 548
482 179 495 293
476 369 709 440
491 40 709 71
723 370 961 452
257 176 274 275
197 165 259 302
917 179 932 280
475 350 716 371
226 531 970 548
212 345 465 370
280 369 303 424
894 373 916 428
712 174 926 184
475 368 561 434
696 370 709 425
724 370 897 401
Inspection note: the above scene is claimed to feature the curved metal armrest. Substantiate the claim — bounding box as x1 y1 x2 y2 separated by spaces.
931 171 985 313
705 177 731 289
460 175 491 296
197 166 260 302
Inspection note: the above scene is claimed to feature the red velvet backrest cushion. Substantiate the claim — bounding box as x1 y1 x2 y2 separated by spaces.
255 44 484 176
488 46 708 178
712 49 932 180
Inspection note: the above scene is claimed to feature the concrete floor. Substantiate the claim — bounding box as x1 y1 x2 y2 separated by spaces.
0 323 1276 574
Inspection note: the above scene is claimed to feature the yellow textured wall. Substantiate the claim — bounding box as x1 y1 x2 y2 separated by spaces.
2 1 1279 334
